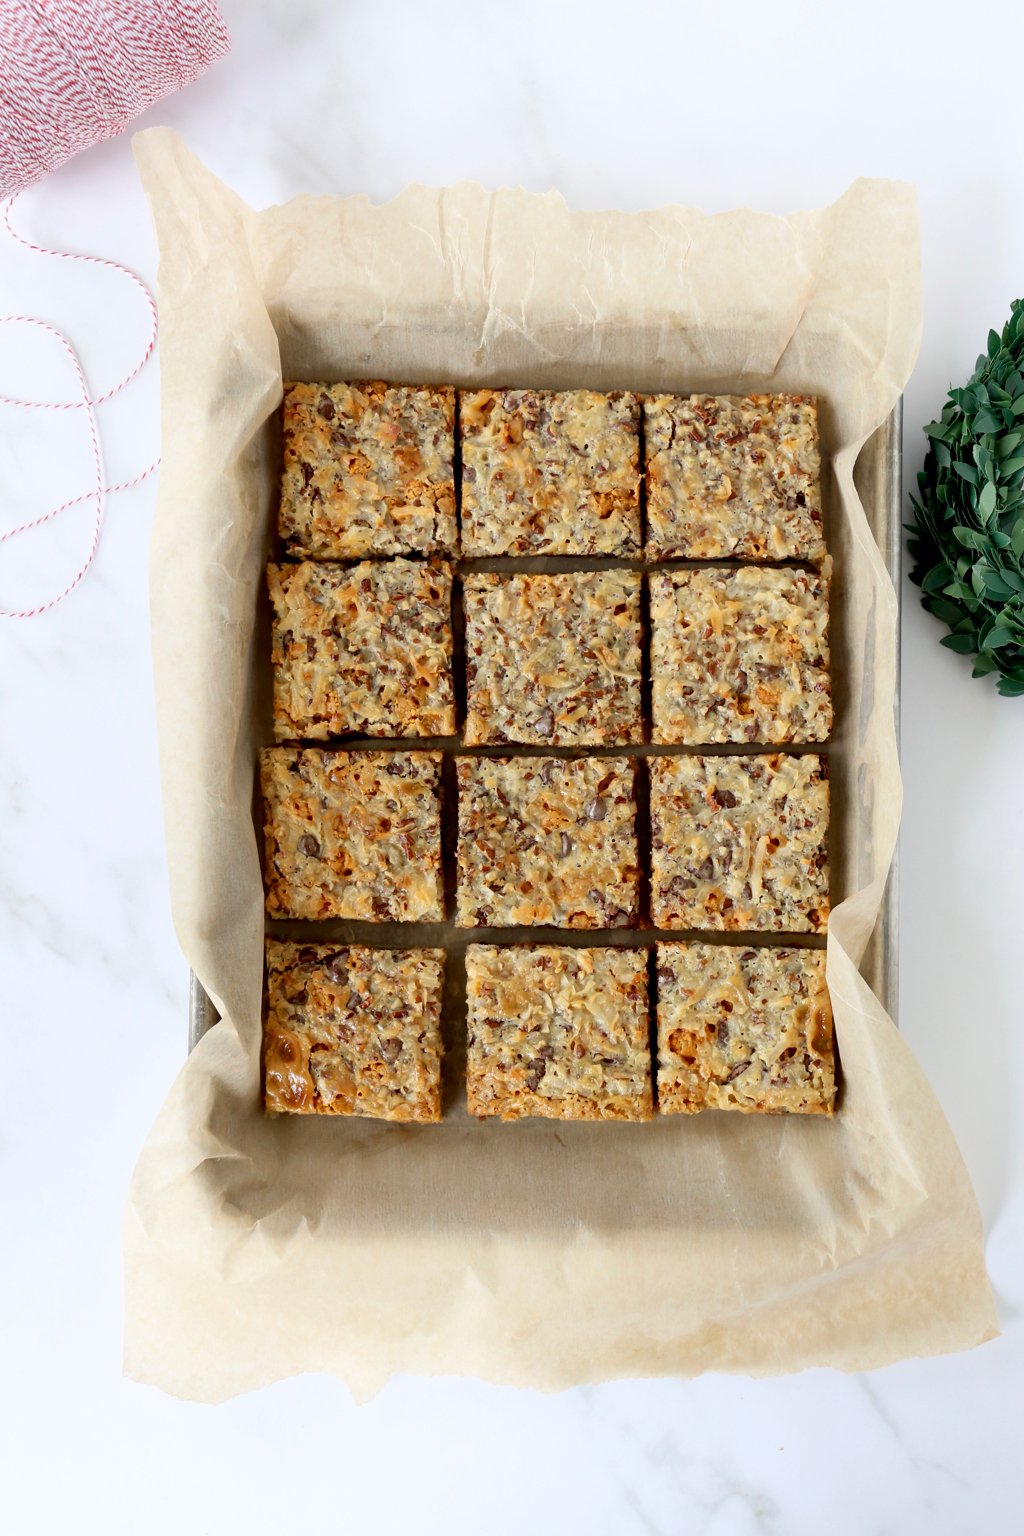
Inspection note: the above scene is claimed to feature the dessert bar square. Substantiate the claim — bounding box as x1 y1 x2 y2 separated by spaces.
649 564 832 744
655 941 835 1114
460 387 641 555
455 756 639 928
269 559 456 740
650 753 829 933
463 570 643 746
279 381 457 557
465 944 652 1121
644 393 824 560
263 941 445 1121
260 748 444 922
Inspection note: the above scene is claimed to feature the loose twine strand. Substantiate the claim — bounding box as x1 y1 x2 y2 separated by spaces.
0 196 159 617
0 0 229 616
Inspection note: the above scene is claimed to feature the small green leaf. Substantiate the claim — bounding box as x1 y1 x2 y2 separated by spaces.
952 526 988 552
978 481 998 519
988 329 1002 358
983 626 1014 649
972 655 1000 677
920 564 951 594
997 675 1024 696
1011 395 1024 416
953 460 979 484
941 632 978 654
926 598 967 625
980 571 1017 600
974 409 1002 434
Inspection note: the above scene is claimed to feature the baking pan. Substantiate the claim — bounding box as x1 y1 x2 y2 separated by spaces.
187 401 903 1053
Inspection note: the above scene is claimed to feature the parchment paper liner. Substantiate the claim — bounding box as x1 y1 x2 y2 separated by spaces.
125 129 996 1402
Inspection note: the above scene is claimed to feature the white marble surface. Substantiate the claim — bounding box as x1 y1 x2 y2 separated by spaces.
1 1 1022 1529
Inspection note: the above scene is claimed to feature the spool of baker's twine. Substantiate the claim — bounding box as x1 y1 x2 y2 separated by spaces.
0 0 230 618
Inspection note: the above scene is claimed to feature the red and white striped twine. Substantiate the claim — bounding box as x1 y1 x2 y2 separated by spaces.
0 196 160 617
0 0 230 199
0 0 229 616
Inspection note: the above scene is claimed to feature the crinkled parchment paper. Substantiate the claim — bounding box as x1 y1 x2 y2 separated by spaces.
125 127 996 1402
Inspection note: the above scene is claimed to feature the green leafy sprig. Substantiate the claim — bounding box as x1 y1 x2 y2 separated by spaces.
908 299 1024 696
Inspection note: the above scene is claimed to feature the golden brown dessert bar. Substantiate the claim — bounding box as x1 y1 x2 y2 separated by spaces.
279 381 457 558
463 570 643 746
655 941 835 1114
263 941 445 1120
465 944 652 1121
644 393 824 560
650 754 829 933
649 563 832 744
269 559 456 740
455 756 639 928
260 748 444 922
460 387 641 555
